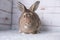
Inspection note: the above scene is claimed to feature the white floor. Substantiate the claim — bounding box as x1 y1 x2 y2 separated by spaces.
0 30 60 40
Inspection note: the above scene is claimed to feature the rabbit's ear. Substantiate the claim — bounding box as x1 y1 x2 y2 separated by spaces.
29 1 40 12
18 2 27 12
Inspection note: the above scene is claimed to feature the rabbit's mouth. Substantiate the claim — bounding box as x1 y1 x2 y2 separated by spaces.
24 23 32 29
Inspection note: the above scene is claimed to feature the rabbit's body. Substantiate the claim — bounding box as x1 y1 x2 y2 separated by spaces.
19 11 40 33
18 1 41 34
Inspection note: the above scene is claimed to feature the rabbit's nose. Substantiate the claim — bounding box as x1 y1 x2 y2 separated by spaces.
27 15 30 17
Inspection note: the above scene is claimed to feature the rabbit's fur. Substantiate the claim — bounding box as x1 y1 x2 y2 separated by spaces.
18 1 41 34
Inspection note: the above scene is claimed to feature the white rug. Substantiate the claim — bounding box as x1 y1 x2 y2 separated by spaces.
0 30 60 40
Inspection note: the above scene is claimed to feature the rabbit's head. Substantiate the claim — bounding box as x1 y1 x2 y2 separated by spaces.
18 1 40 19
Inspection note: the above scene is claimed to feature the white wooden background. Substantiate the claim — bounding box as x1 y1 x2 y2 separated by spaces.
0 0 12 30
12 0 60 32
0 0 60 32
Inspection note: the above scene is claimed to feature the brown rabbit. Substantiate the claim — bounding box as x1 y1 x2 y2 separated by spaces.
18 1 41 34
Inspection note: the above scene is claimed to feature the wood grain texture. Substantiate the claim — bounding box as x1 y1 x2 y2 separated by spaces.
0 0 11 12
0 0 12 30
0 11 11 24
42 14 60 26
0 25 11 30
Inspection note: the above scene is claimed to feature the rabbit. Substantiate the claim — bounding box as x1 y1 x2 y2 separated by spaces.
18 1 41 34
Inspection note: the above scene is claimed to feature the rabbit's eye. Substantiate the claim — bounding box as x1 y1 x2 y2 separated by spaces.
24 15 25 18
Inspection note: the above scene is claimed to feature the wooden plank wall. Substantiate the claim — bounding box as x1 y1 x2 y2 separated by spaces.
0 0 12 30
